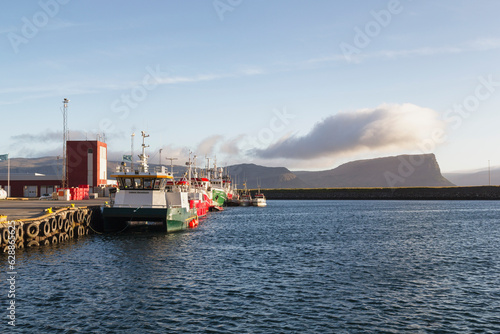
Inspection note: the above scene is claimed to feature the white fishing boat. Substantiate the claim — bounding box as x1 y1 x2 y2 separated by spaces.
252 186 267 207
102 131 198 232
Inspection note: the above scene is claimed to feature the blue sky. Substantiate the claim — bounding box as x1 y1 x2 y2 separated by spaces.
1 0 500 172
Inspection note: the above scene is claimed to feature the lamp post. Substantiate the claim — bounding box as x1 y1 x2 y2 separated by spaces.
62 98 69 188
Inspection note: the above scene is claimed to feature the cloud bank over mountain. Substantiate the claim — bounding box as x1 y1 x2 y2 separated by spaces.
253 103 445 161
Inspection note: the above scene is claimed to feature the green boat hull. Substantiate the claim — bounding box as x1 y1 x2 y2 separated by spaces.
212 189 228 206
102 206 197 233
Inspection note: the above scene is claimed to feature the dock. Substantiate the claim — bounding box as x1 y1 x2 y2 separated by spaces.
0 198 107 251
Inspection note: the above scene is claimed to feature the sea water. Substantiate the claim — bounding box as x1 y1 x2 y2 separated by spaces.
3 200 500 333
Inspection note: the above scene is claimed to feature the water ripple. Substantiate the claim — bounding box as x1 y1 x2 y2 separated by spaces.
3 200 500 333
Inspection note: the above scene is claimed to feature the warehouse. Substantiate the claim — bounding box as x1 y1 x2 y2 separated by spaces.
0 140 107 198
0 173 61 198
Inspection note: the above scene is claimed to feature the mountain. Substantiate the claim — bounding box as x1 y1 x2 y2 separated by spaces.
294 154 454 187
0 156 62 176
225 154 454 188
226 163 309 189
1 154 454 189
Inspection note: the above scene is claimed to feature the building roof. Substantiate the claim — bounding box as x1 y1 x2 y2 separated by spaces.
0 173 61 181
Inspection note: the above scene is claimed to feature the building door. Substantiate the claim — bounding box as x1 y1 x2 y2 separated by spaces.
40 186 55 195
24 185 38 198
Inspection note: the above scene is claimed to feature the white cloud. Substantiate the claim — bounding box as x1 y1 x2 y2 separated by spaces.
253 103 446 161
196 135 223 156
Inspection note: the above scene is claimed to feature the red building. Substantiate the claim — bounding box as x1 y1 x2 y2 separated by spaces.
0 140 107 198
67 140 107 189
0 174 60 198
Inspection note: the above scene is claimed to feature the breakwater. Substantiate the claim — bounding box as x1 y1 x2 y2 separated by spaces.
258 186 500 200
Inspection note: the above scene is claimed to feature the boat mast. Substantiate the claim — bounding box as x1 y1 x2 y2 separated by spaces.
188 155 191 192
138 131 149 172
186 151 193 192
206 157 211 179
165 157 177 176
213 156 218 179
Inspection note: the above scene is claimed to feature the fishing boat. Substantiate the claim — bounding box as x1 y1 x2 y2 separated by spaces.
239 182 252 207
207 159 228 208
189 177 212 217
185 154 211 217
252 190 267 207
252 182 267 207
102 132 198 232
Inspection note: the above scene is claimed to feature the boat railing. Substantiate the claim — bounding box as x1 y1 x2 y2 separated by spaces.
112 204 168 209
112 204 184 209
116 165 132 173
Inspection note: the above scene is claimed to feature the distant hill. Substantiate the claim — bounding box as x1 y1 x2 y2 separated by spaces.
1 154 454 188
443 168 500 186
0 156 62 176
107 161 308 189
226 163 309 189
294 154 454 187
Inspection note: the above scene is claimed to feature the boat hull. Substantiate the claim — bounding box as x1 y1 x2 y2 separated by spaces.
240 200 252 207
102 206 197 233
212 188 228 207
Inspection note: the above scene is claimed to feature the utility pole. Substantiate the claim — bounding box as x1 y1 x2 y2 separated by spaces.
62 98 69 188
489 160 491 185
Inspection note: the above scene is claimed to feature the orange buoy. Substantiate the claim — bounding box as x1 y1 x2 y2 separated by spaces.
189 220 195 228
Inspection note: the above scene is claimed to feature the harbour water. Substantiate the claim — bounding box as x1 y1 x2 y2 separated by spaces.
3 200 500 333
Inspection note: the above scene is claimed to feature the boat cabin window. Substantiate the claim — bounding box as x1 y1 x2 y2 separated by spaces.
116 177 142 190
117 177 168 190
143 178 153 190
154 179 167 190
123 178 134 189
134 178 143 189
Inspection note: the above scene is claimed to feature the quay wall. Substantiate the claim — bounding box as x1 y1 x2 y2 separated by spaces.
255 186 500 200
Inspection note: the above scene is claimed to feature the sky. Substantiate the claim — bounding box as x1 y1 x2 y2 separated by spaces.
1 0 500 173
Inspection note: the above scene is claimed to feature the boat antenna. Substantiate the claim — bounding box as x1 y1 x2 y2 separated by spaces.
138 131 150 172
187 151 192 192
206 157 210 179
166 157 177 176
